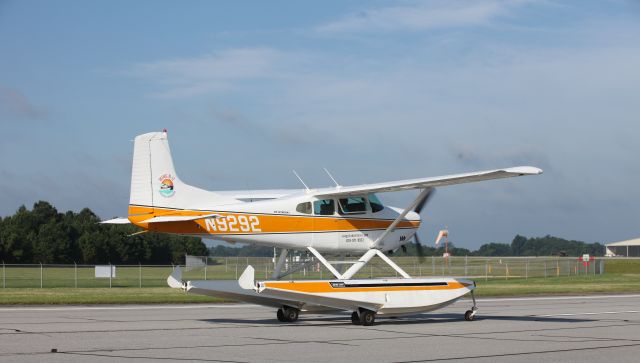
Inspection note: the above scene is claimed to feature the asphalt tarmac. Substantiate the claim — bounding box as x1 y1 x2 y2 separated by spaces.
1 294 639 362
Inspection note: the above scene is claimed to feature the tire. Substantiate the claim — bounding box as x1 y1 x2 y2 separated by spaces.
464 310 475 321
351 311 360 325
284 307 299 322
277 308 286 322
360 310 376 326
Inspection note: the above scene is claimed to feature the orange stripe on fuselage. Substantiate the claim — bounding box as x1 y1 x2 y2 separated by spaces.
263 281 469 293
127 205 420 235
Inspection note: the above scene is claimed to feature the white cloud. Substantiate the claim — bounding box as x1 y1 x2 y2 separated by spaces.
128 48 295 98
315 0 528 34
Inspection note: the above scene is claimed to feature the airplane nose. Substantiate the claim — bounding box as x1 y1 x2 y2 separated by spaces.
406 210 420 221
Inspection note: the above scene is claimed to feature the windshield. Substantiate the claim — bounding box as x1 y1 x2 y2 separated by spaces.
368 194 384 213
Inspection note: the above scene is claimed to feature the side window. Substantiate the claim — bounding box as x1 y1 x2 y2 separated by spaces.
338 197 367 215
296 202 311 214
368 193 384 213
313 199 335 215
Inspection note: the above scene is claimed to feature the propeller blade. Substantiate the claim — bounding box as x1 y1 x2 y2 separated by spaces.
414 188 436 214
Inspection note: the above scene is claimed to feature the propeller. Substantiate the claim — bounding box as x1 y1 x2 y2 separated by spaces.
414 187 435 214
412 188 436 261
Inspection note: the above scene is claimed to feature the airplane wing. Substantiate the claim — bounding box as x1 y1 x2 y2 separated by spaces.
313 166 542 198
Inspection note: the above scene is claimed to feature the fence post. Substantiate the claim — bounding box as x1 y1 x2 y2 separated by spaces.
505 262 509 280
432 256 435 275
40 263 43 288
600 259 605 275
525 258 528 280
544 260 547 278
464 255 468 276
567 259 570 276
2 261 5 288
139 263 142 288
485 260 488 281
74 262 77 288
204 261 208 281
109 263 112 288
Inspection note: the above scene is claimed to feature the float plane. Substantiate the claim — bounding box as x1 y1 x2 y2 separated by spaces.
104 131 542 325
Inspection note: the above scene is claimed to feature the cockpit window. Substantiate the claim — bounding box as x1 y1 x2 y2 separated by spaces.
338 196 367 215
368 194 384 213
313 199 335 215
296 202 311 214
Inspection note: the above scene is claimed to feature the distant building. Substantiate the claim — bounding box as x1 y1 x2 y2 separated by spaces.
605 238 640 257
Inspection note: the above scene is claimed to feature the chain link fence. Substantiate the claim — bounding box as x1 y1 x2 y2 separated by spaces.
0 255 617 288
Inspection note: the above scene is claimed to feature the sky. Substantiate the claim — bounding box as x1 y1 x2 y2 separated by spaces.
1 0 639 249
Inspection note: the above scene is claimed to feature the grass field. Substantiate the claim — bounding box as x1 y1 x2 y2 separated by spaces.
0 287 222 305
0 258 638 305
476 273 640 297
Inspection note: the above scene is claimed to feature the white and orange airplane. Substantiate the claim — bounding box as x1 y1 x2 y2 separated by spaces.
106 130 542 325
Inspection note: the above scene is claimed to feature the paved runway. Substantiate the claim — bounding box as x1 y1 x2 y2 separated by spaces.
1 294 639 362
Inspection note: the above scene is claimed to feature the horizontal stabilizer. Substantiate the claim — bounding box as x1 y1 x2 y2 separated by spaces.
141 213 221 223
100 217 131 224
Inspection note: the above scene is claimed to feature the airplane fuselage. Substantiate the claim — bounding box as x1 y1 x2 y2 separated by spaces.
128 194 420 253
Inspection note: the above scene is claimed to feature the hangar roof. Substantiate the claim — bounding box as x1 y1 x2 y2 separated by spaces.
606 238 640 247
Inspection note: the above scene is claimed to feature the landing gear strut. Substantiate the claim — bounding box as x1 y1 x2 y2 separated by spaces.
276 306 300 323
464 290 478 321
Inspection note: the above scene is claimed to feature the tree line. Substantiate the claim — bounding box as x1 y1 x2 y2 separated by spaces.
392 234 604 258
0 201 207 264
208 235 604 258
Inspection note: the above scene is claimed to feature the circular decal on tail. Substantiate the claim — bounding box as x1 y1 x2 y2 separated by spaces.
158 174 175 197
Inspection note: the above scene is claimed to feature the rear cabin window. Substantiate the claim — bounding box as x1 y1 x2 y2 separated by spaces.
296 202 311 214
338 197 367 215
313 199 335 215
368 194 384 213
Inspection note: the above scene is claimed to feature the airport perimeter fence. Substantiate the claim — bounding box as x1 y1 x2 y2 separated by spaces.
0 256 616 289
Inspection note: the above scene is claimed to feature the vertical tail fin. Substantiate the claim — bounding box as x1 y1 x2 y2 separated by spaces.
129 131 238 211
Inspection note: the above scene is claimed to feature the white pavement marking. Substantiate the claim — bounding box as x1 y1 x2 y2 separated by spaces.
0 304 258 312
537 310 640 317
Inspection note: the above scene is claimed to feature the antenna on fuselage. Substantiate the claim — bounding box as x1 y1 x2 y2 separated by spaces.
323 168 341 187
292 170 310 192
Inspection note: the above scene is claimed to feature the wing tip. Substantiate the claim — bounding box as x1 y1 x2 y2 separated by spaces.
505 166 543 175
